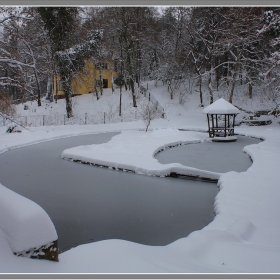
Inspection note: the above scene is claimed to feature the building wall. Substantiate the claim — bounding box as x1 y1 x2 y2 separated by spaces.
53 60 117 96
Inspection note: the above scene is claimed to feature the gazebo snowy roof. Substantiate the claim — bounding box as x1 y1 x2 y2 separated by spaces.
203 98 240 115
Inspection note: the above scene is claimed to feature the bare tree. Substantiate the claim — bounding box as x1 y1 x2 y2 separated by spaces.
138 100 160 132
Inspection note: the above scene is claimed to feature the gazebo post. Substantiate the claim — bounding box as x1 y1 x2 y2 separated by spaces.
224 114 227 137
233 114 236 134
211 115 215 138
207 114 210 137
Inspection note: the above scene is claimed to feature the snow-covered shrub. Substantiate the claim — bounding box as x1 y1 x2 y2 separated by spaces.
178 91 188 105
106 100 118 122
6 123 21 133
138 100 160 132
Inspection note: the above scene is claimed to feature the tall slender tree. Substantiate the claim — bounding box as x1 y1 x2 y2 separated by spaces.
37 7 100 118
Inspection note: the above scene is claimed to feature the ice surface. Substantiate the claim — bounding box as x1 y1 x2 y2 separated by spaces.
155 135 260 173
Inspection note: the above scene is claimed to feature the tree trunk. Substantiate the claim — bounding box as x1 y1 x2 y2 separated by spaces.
215 69 220 89
95 83 99 100
119 85 122 117
228 64 239 104
214 56 220 90
229 53 241 104
130 79 137 107
99 66 103 96
208 75 213 104
111 73 114 94
248 82 252 99
229 75 237 104
47 75 53 102
34 70 42 107
198 76 203 106
124 79 128 91
61 77 73 118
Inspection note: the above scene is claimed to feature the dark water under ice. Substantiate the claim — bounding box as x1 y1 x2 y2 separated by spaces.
0 132 259 253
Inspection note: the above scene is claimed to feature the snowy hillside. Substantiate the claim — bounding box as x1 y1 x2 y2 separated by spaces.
1 79 277 131
12 88 146 127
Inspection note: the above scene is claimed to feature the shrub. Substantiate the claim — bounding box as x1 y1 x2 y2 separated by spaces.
138 100 160 132
0 93 16 117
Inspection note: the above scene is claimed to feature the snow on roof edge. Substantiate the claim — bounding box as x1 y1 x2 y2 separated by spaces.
203 98 240 114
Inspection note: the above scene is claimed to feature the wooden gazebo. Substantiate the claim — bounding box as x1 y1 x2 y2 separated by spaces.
203 98 240 141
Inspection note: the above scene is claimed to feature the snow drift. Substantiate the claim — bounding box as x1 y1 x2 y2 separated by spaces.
0 183 58 261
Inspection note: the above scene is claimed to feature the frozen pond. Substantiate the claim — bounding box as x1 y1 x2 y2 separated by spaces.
155 135 261 173
0 132 259 253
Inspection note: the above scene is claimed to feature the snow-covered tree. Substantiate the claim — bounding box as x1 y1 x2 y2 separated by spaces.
38 7 102 118
257 8 280 113
0 7 53 106
138 100 160 132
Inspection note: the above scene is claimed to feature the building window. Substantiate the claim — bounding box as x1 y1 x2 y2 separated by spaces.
95 80 102 87
57 80 63 91
95 62 108 70
103 79 108 88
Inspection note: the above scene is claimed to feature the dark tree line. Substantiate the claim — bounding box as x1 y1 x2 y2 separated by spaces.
1 6 280 118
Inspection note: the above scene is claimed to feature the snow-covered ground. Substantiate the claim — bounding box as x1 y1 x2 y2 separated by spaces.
0 81 280 273
10 88 146 127
0 183 57 254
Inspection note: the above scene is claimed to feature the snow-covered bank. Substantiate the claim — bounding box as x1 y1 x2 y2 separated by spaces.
0 121 138 155
61 128 220 181
0 183 58 260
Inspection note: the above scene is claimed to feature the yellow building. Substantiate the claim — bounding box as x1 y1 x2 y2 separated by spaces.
53 60 118 98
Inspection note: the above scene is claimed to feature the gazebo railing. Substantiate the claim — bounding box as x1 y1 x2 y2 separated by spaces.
209 126 234 138
207 114 237 138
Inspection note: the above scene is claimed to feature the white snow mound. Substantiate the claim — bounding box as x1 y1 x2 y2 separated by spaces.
0 183 58 253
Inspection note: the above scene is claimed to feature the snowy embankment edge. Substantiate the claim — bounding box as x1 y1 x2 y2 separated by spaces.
196 126 280 272
0 128 121 155
62 143 220 182
0 119 208 156
61 129 220 182
0 183 58 261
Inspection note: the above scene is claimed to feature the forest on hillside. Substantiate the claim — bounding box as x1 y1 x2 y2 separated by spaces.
1 6 280 118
